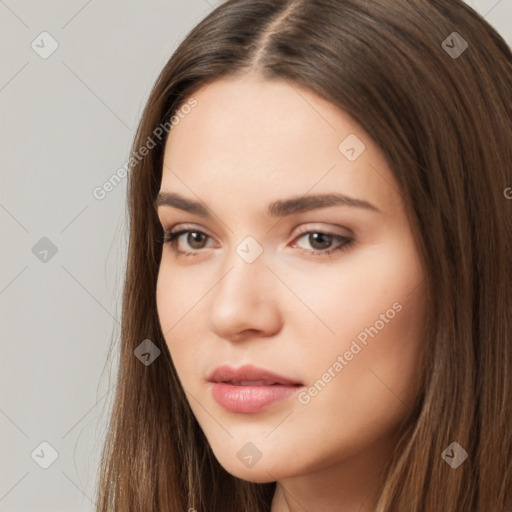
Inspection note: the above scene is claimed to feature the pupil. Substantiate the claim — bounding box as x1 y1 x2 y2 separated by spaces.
188 232 205 249
310 233 332 249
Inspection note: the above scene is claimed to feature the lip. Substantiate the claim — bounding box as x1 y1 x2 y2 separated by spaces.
208 364 302 386
208 364 303 413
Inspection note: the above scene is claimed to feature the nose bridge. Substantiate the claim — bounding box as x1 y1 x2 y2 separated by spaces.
207 236 282 338
214 236 268 305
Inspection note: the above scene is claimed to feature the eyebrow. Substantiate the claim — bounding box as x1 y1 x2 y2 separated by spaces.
154 191 379 218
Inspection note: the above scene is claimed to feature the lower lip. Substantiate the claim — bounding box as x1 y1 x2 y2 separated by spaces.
210 382 301 413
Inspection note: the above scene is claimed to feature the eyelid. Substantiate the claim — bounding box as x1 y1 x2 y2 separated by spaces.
163 222 352 241
292 223 353 239
162 222 215 238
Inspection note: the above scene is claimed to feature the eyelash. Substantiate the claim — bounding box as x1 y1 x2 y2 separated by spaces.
160 227 354 258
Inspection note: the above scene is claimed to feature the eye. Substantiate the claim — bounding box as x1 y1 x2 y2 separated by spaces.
161 228 213 258
291 230 354 256
160 226 354 258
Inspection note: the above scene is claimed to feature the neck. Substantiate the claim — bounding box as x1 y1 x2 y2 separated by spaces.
270 429 400 512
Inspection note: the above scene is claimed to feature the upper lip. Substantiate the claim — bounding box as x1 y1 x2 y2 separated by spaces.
208 364 302 386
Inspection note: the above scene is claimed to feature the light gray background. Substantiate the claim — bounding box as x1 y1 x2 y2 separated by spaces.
1 1 510 510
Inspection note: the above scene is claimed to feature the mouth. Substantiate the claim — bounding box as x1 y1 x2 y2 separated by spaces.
224 380 295 386
207 364 304 413
207 364 302 386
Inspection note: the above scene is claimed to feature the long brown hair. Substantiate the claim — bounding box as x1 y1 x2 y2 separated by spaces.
96 1 512 510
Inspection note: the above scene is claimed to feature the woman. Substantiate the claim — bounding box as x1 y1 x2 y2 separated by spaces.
96 1 512 510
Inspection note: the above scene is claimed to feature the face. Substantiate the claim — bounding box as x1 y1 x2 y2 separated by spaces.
155 74 426 484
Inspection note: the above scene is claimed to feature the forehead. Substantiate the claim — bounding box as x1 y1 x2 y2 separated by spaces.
160 76 399 216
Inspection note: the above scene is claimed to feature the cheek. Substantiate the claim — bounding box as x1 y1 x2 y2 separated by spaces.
283 236 425 348
339 288 426 406
288 237 426 404
280 268 426 470
156 259 212 381
156 257 203 331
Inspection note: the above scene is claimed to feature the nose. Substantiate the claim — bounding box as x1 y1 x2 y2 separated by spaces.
207 247 283 342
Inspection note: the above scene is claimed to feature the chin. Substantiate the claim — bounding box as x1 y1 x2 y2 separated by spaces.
214 455 288 483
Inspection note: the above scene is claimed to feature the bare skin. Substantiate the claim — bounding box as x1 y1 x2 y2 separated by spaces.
155 74 426 512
